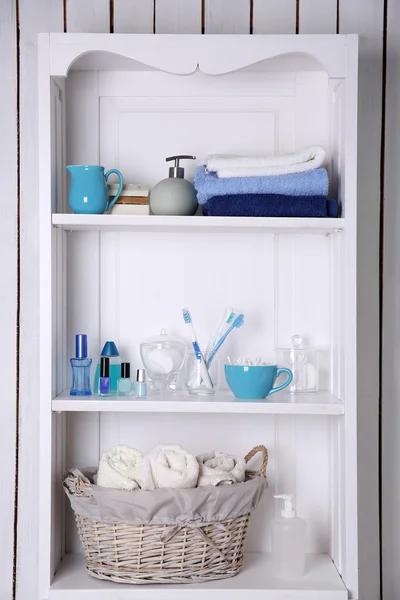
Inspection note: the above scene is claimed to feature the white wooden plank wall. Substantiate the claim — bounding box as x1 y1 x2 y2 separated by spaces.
66 0 110 33
253 0 296 34
156 0 202 33
299 0 337 34
339 2 382 598
114 0 153 33
382 1 400 599
0 0 384 598
0 1 17 598
17 3 63 600
205 0 250 33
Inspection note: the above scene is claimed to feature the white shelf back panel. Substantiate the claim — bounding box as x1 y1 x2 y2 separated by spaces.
65 230 332 389
65 69 332 194
98 71 329 190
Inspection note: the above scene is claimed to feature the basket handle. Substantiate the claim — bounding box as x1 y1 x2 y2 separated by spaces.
244 445 268 478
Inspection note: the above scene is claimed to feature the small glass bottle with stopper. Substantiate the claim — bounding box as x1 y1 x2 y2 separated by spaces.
117 362 133 397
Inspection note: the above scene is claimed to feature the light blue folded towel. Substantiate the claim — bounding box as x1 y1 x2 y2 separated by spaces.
193 166 329 206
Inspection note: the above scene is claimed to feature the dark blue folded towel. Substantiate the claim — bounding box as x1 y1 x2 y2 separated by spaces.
202 194 338 218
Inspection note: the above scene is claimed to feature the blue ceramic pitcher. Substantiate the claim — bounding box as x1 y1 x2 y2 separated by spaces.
67 165 123 214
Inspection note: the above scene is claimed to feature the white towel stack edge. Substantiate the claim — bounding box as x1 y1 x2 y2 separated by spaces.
207 145 326 178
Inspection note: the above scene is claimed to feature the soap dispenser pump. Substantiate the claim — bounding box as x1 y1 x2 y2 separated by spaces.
271 494 307 578
150 155 198 216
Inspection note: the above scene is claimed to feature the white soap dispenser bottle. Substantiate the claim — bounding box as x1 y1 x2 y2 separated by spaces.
271 494 307 578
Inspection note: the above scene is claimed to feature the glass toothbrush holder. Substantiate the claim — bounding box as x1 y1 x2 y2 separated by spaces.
185 352 218 396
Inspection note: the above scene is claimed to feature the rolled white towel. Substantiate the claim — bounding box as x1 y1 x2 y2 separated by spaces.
207 146 326 178
197 451 246 487
97 445 144 491
144 444 199 489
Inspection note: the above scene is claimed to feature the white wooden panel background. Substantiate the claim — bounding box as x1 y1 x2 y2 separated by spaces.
0 1 17 599
383 1 400 600
0 0 386 598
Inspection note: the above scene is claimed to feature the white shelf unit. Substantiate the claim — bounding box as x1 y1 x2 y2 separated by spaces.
39 34 358 600
52 214 345 234
53 390 344 415
49 553 347 599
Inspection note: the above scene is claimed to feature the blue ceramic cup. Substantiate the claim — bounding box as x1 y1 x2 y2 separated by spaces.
225 364 293 400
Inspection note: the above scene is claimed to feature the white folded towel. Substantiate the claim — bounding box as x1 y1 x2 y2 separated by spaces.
197 451 246 487
144 444 199 489
207 146 326 178
97 445 144 491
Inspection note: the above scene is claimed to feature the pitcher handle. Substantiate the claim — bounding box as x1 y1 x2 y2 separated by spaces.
105 169 124 210
268 368 293 396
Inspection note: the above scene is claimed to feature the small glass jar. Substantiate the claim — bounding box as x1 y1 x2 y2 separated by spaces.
117 362 133 397
140 329 187 392
185 351 218 396
276 335 319 394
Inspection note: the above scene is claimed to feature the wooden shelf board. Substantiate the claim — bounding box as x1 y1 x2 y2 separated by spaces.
52 214 345 234
49 553 347 599
52 390 344 415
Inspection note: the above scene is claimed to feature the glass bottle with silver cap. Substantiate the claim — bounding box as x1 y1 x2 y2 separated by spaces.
136 369 147 398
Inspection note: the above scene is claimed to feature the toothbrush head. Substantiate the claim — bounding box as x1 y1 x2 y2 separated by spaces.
226 311 236 324
182 308 192 324
233 314 245 328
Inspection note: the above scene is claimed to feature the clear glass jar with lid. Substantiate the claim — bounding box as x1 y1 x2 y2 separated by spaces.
275 334 320 394
140 329 187 392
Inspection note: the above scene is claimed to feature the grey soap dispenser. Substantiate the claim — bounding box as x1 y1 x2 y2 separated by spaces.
150 155 198 216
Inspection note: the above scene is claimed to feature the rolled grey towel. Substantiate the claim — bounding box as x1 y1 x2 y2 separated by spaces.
197 451 246 487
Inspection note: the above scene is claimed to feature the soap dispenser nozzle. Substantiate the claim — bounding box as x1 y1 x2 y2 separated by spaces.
274 494 296 518
166 155 196 178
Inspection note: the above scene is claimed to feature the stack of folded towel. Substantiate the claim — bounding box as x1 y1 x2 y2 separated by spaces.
97 444 246 490
193 146 338 218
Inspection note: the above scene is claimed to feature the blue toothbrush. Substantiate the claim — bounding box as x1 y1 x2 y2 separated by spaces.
182 308 213 389
207 313 245 365
206 308 236 354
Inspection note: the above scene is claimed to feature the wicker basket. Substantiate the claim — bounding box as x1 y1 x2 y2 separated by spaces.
64 445 268 585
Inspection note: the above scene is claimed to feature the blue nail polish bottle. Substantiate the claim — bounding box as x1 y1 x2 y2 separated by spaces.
99 357 111 397
70 334 92 396
136 369 147 398
93 341 121 395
